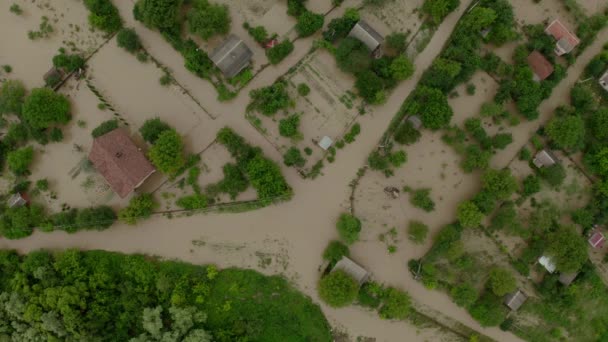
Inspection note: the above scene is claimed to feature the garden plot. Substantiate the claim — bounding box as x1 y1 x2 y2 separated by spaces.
154 142 257 212
509 0 578 27
248 50 365 175
358 0 425 37
0 0 104 88
448 71 500 126
352 130 481 260
85 40 217 150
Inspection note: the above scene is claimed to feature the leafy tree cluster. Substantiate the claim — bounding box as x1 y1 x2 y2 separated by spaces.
322 240 350 267
0 250 332 341
343 123 361 143
296 11 324 37
404 86 452 130
134 0 183 31
283 147 306 167
7 146 34 176
22 88 71 130
278 114 300 138
0 80 26 115
468 292 507 327
546 225 588 273
187 0 230 40
409 188 435 212
216 127 291 199
266 40 294 64
119 193 157 225
488 267 516 296
147 129 186 175
243 22 269 44
176 193 208 210
318 270 358 307
140 117 171 144
91 119 119 138
52 50 85 73
83 0 123 33
248 81 291 116
408 220 429 244
117 28 143 53
336 213 362 244
322 8 359 42
422 0 460 26
206 163 249 200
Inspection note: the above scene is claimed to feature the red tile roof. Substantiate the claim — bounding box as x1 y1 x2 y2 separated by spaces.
89 129 155 198
589 232 605 248
545 19 580 50
527 51 554 81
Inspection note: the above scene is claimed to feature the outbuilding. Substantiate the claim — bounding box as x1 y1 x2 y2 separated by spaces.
348 20 384 53
331 256 370 286
7 193 28 208
210 35 253 79
504 289 527 311
527 51 554 81
89 129 156 198
533 149 557 169
558 272 578 286
599 70 608 92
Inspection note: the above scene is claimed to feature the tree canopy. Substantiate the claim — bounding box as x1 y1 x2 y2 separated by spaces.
140 118 171 144
318 270 359 308
406 86 453 130
457 201 483 228
135 0 183 30
546 226 588 273
187 0 231 40
22 88 71 129
0 79 26 115
336 213 362 244
147 129 185 175
481 168 518 201
546 115 586 151
488 268 516 296
7 146 34 176
296 11 324 37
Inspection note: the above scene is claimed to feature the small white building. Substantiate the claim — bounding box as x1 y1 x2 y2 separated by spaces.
348 20 384 53
318 136 333 151
539 255 557 273
504 289 527 311
599 70 608 92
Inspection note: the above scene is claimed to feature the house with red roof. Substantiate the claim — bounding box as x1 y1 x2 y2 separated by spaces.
527 51 554 81
588 231 605 249
89 129 156 198
545 19 580 56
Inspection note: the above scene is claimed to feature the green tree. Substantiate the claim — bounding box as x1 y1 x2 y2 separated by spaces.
457 201 483 228
546 115 585 151
488 268 516 296
92 119 119 138
394 120 421 145
119 193 157 225
266 40 294 64
283 147 305 167
22 88 71 129
379 287 411 320
296 11 324 37
278 114 300 137
0 204 45 239
481 168 517 201
117 28 142 53
355 70 385 103
83 0 122 33
176 194 208 210
451 283 478 308
336 213 361 244
408 220 429 244
187 0 231 40
570 84 596 113
318 270 358 307
469 293 506 327
522 174 540 196
249 82 291 116
540 164 566 187
422 0 460 25
148 129 185 175
75 206 116 231
335 37 371 74
322 240 350 266
139 118 171 143
461 145 491 173
591 108 608 140
0 79 26 115
390 55 414 81
7 146 34 176
490 202 522 235
406 86 453 130
546 225 588 273
134 0 183 30
410 188 435 212
385 32 408 53
480 102 503 118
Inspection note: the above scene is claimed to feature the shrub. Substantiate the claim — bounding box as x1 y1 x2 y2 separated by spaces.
356 70 385 104
379 287 411 320
244 23 268 43
36 179 49 191
117 28 142 53
481 168 517 201
187 0 230 40
358 282 383 308
461 144 490 172
322 240 350 267
278 114 300 137
539 164 566 187
410 188 435 212
296 11 324 37
457 201 483 228
546 225 588 273
406 86 453 130
92 119 119 138
148 129 185 175
336 213 361 244
522 174 541 196
83 0 122 33
408 220 429 244
297 83 310 96
390 55 414 80
488 268 516 296
9 4 22 15
388 150 407 167
0 80 26 115
344 123 360 143
249 82 291 116
176 193 208 210
7 146 34 176
422 0 460 25
49 127 63 142
480 102 503 118
451 283 478 308
139 117 171 144
519 147 531 161
492 133 512 150
119 193 157 225
287 0 306 17
283 147 305 167
469 293 507 327
318 270 358 307
394 120 421 145
323 9 359 42
0 204 45 239
546 115 585 151
266 40 294 64
22 88 71 129
52 51 85 72
75 206 117 230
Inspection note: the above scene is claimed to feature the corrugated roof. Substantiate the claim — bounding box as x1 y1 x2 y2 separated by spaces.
332 256 369 285
89 129 155 198
504 290 527 311
533 149 557 168
210 35 253 78
348 20 383 52
527 51 554 81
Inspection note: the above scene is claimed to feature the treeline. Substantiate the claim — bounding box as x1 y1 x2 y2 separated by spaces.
0 249 332 341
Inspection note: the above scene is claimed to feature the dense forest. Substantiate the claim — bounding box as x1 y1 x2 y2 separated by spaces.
0 249 331 341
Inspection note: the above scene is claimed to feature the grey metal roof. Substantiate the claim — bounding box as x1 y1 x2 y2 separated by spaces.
558 272 578 286
7 193 26 208
533 149 557 168
210 35 253 78
332 256 369 286
504 290 527 311
348 20 384 52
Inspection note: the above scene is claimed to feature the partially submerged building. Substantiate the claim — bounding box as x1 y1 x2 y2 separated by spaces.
318 136 333 151
89 129 156 198
348 20 384 54
504 289 527 311
7 193 28 208
539 255 557 273
331 256 370 286
533 149 557 169
527 51 554 81
210 35 253 79
545 19 580 56
599 70 608 92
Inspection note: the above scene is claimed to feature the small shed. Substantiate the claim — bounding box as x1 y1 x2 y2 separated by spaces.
545 19 580 56
332 256 370 286
504 289 527 311
532 149 557 169
7 193 28 208
210 35 253 79
599 70 608 92
527 51 554 81
407 115 422 130
558 272 578 286
318 136 333 150
588 231 605 248
348 20 384 53
539 255 557 273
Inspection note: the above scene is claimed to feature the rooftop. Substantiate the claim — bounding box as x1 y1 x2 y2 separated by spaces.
210 35 253 79
527 51 554 81
504 290 527 311
89 128 156 198
533 149 557 168
545 19 580 54
332 256 370 286
348 20 384 52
